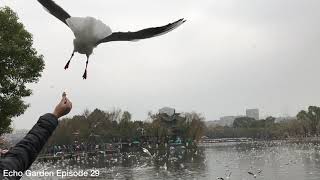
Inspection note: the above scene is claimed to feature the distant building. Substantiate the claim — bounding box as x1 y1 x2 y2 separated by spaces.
158 107 182 138
207 108 260 127
246 109 259 120
219 116 237 126
205 120 220 127
220 115 245 126
159 107 175 117
275 116 296 123
205 116 244 127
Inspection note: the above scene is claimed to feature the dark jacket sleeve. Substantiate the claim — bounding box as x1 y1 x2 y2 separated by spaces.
0 113 58 179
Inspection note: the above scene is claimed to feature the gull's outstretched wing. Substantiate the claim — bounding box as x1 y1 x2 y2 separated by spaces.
37 0 71 26
97 18 186 45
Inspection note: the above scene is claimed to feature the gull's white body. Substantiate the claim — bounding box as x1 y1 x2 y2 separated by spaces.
66 17 112 56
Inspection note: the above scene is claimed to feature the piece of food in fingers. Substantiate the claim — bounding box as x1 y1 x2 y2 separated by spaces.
62 92 67 104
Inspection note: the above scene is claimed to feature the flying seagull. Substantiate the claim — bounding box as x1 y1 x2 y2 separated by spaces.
37 0 186 79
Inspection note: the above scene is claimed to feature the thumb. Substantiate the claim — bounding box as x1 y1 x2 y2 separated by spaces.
63 97 68 104
60 97 67 104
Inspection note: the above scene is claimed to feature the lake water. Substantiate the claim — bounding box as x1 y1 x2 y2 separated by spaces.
22 141 320 180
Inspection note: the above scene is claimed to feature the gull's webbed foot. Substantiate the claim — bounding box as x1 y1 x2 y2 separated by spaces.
82 70 87 79
64 60 71 70
65 52 74 70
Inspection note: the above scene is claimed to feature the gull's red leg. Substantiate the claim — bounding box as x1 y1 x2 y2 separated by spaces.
64 52 74 70
82 56 89 79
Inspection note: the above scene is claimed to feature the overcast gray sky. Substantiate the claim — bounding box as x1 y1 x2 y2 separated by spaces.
2 0 320 129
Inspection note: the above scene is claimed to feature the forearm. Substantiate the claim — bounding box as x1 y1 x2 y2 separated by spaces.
0 113 58 175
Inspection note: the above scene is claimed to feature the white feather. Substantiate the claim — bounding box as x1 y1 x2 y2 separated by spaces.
66 17 112 44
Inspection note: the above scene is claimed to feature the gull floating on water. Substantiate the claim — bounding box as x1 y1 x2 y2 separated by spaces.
225 171 232 179
217 171 231 180
142 147 153 157
37 0 186 79
248 171 257 178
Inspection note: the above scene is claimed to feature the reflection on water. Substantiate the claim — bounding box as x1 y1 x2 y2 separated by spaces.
23 141 320 179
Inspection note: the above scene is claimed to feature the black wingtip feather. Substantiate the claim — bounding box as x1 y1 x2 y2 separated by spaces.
97 18 186 44
37 0 71 26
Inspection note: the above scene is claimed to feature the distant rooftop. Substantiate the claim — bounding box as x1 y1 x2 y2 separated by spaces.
159 107 175 116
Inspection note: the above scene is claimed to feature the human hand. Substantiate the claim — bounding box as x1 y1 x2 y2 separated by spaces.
52 92 72 119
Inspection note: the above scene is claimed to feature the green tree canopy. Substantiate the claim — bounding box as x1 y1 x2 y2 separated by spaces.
0 7 44 135
233 117 255 128
297 106 320 135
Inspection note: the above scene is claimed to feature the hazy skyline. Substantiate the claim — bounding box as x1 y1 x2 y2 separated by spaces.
2 0 320 129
